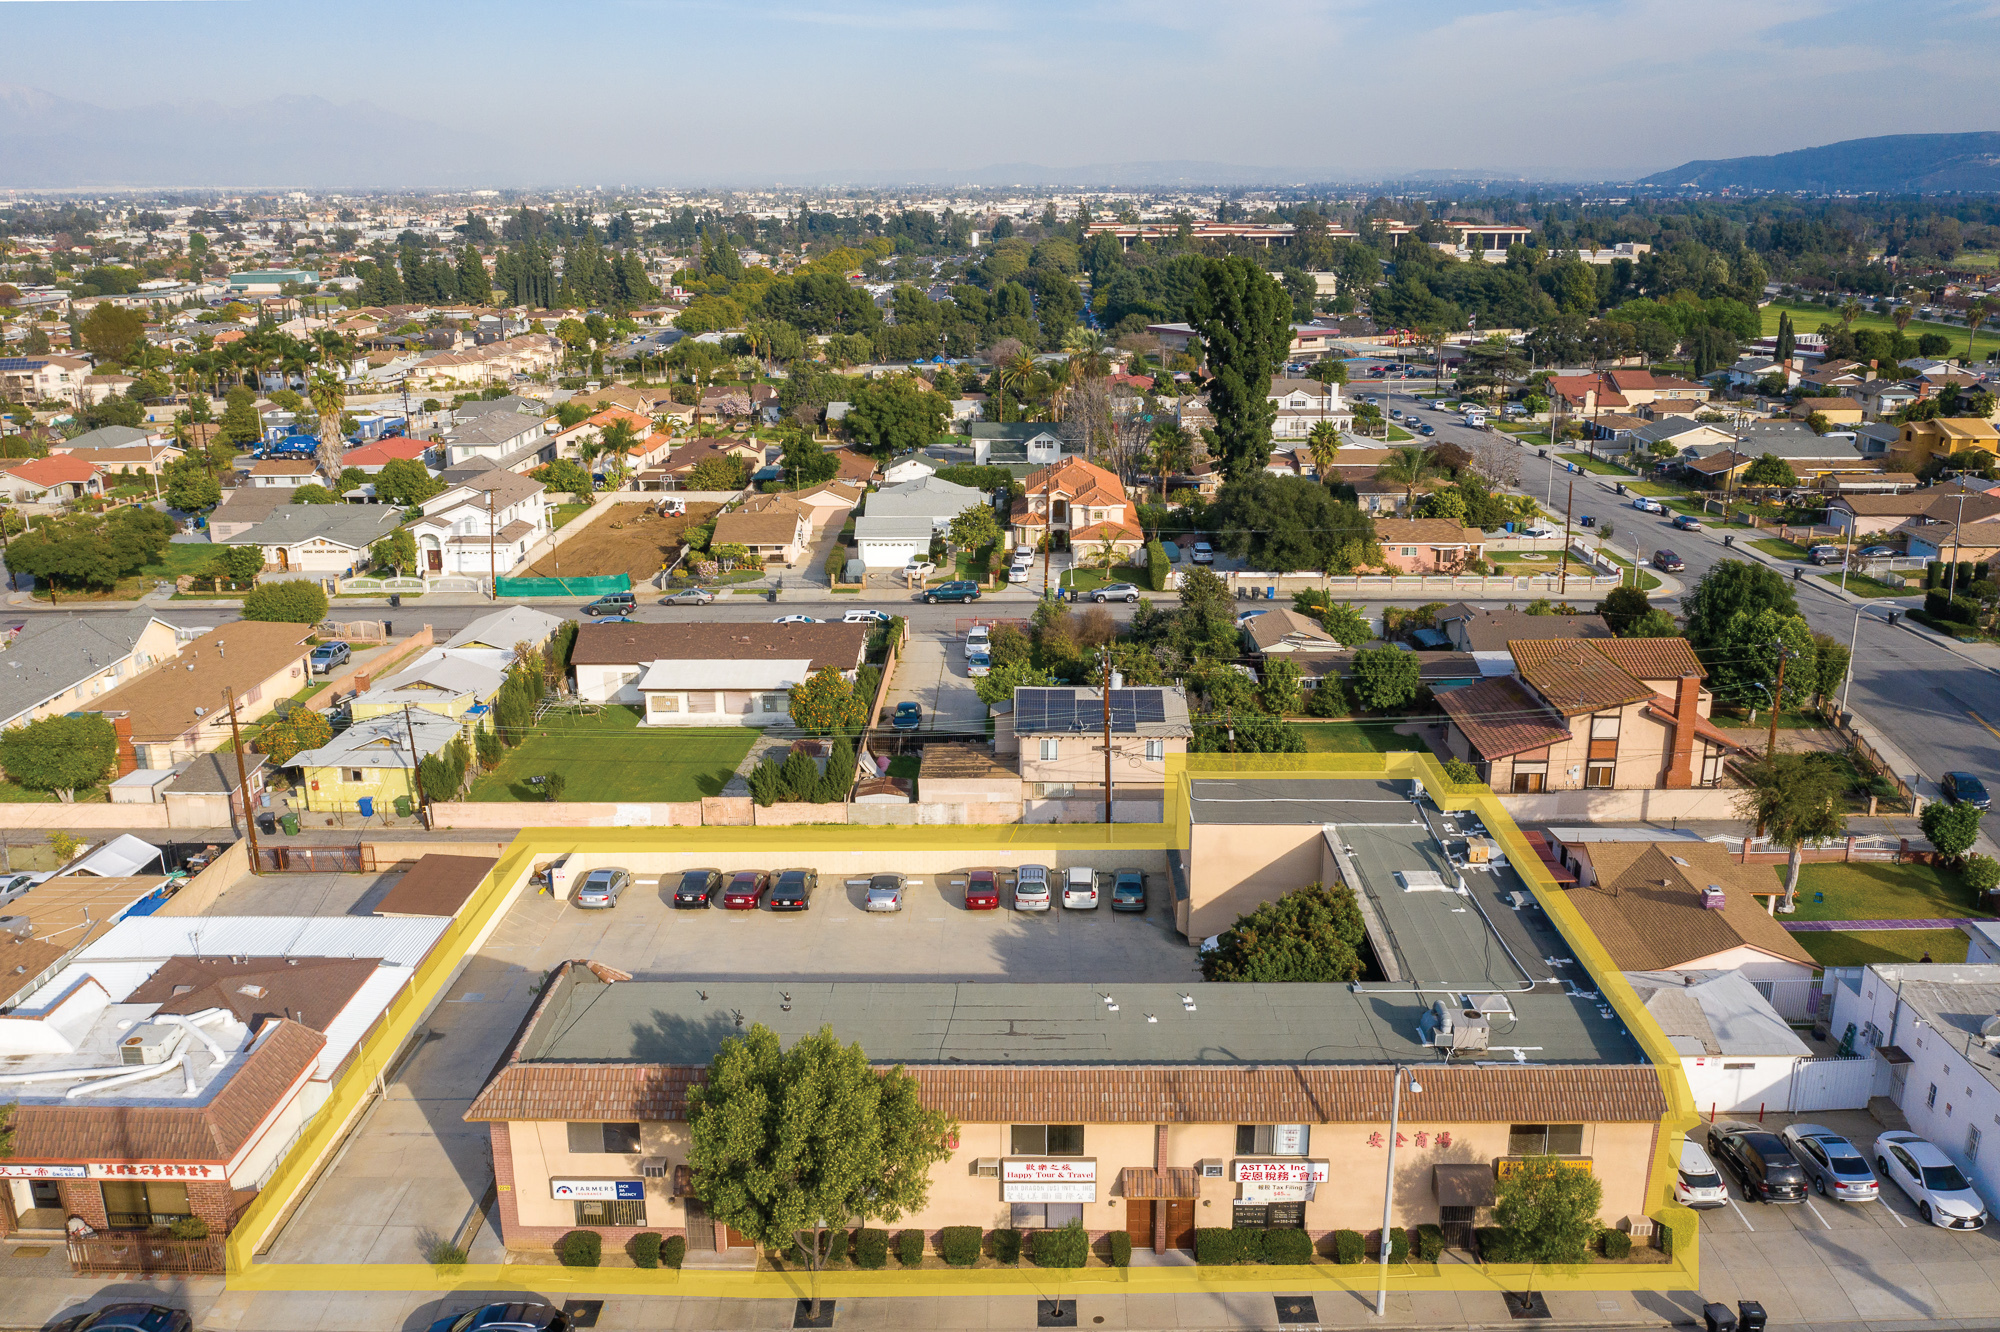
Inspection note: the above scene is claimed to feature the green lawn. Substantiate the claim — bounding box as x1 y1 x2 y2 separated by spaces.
33 539 233 602
551 503 591 530
466 707 756 803
1060 564 1150 593
1819 572 1913 598
887 754 920 798
1776 860 1991 924
1761 299 2000 363
1709 706 1827 731
1749 538 1811 561
1291 722 1427 753
1558 453 1638 477
1796 928 1969 968
1385 426 1415 442
1594 550 1664 592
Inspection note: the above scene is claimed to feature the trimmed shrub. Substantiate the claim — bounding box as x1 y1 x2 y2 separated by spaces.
992 1228 1022 1264
1332 1229 1366 1264
1386 1227 1410 1262
1144 540 1170 591
168 1217 210 1241
241 578 329 624
556 1230 602 1267
1928 560 1944 590
1601 1228 1633 1259
895 1228 925 1267
939 1225 982 1267
1107 1230 1132 1268
1029 1219 1089 1269
1476 1227 1513 1262
1263 1228 1314 1264
1414 1223 1445 1263
851 1227 889 1270
628 1232 662 1268
825 1227 849 1264
661 1235 686 1269
1196 1228 1267 1264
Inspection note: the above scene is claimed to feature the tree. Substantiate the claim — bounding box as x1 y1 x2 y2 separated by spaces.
163 455 221 513
369 528 418 576
788 666 867 734
780 436 840 487
290 483 338 505
217 386 262 446
974 658 1054 707
686 1023 954 1319
947 503 1000 553
1257 657 1303 715
1200 883 1367 982
1350 643 1422 711
1734 754 1847 910
1186 256 1291 481
1716 607 1815 714
308 370 347 488
1684 560 1798 657
241 579 329 623
257 707 332 765
1208 474 1375 573
1376 445 1443 511
377 457 442 506
1742 453 1797 490
211 543 263 585
842 376 949 456
1626 608 1682 637
0 714 116 802
687 455 752 491
1597 585 1657 635
533 458 593 501
1921 800 1983 863
1306 420 1343 481
1494 1156 1605 1292
77 304 146 363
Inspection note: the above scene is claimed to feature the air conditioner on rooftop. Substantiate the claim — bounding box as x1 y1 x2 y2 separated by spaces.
120 1022 187 1066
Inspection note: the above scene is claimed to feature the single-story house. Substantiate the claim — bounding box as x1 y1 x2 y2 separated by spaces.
248 459 319 489
289 710 464 814
1243 608 1342 655
225 504 406 574
854 515 935 569
0 454 101 502
570 622 869 726
711 504 812 566
92 621 313 770
1371 519 1485 573
863 475 989 532
0 613 186 731
1626 969 1815 1115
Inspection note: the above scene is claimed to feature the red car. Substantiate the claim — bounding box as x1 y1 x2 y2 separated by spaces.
965 870 1000 911
720 871 769 910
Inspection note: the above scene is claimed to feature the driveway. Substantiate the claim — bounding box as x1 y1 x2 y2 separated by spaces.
884 630 988 739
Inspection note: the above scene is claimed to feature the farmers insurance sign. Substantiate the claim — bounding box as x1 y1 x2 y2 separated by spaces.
550 1179 645 1201
1002 1158 1096 1203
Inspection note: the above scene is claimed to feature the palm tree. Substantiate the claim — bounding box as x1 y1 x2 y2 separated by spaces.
1967 300 1989 367
307 369 347 488
1376 445 1442 512
1734 753 1847 911
1893 304 1915 336
595 419 641 475
996 350 1036 425
1839 300 1862 331
1307 421 1343 481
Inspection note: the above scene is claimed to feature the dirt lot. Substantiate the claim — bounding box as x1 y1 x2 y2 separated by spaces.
522 501 718 582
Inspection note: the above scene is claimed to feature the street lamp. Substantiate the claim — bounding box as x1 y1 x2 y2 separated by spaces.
1375 1065 1423 1317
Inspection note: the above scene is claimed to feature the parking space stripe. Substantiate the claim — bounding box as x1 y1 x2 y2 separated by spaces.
1727 1191 1755 1232
1803 1198 1833 1229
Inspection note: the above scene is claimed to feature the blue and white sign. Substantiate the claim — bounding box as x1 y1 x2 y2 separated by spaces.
551 1178 644 1201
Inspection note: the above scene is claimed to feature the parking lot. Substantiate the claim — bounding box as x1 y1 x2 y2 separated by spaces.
883 629 990 739
1693 1108 2000 1321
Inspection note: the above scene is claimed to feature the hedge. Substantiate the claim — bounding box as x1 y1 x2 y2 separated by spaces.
661 1235 686 1269
1332 1229 1366 1264
1107 1231 1132 1268
1414 1223 1444 1263
992 1227 1022 1264
556 1230 602 1267
1144 540 1170 591
1601 1228 1633 1259
895 1228 925 1267
1476 1227 1513 1262
851 1227 890 1269
1262 1228 1314 1264
1386 1227 1410 1262
627 1232 661 1268
1029 1220 1088 1268
824 543 846 585
939 1225 982 1267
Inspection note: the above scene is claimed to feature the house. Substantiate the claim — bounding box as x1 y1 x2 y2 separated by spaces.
406 470 550 577
56 424 166 454
1625 970 1816 1114
206 486 296 542
0 614 187 731
1372 518 1485 573
0 454 101 502
247 459 319 489
442 411 550 470
1896 417 2000 467
710 503 812 567
289 710 464 813
853 515 935 569
1791 397 1865 427
1000 686 1192 819
1679 450 1755 489
966 422 1066 468
1435 636 1750 794
1243 608 1342 655
0 355 91 406
224 504 405 575
1434 604 1610 654
552 407 653 463
1267 377 1351 440
1011 458 1143 558
657 439 758 487
1548 369 1710 420
569 621 869 724
1827 490 2000 539
341 436 438 474
442 605 565 652
881 457 936 485
779 481 865 526
92 621 313 770
863 475 989 533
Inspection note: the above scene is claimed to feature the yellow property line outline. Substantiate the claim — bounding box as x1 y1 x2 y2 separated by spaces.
221 752 1699 1296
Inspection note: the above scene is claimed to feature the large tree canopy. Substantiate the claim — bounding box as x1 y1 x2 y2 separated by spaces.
1186 256 1291 483
1208 474 1376 573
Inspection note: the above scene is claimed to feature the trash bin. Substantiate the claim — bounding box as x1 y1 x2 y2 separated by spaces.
1615 483 1626 495
389 593 401 608
1737 1302 1767 1332
1703 1303 1738 1332
357 796 374 819
256 813 277 836
384 620 392 636
394 795 412 819
280 813 299 836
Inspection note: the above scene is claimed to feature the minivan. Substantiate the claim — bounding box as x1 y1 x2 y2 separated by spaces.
1808 545 1845 566
1675 1138 1728 1209
582 592 637 616
1015 864 1051 911
1062 866 1099 909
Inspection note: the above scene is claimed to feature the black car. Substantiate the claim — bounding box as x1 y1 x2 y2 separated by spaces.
1943 771 1992 809
582 592 637 616
669 867 723 908
1707 1121 1807 1202
768 868 817 911
69 1306 194 1332
427 1304 571 1332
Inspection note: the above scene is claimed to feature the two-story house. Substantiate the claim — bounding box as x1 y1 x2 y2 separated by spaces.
1896 417 2000 468
1267 376 1352 440
442 411 551 472
1011 458 1143 558
247 459 319 489
405 469 550 576
998 685 1193 821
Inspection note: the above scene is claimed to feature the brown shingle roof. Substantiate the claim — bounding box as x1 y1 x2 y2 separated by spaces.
1435 676 1573 761
1436 604 1609 653
1374 518 1484 546
93 621 312 743
128 956 379 1032
1563 842 1815 971
1508 639 1657 716
712 508 804 548
570 621 868 671
373 853 496 917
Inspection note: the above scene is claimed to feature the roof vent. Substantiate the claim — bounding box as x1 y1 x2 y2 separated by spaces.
237 983 267 998
0 916 31 942
1979 1014 2000 1050
1700 884 1726 911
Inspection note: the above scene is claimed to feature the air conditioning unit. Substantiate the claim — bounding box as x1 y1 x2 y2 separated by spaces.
973 1158 1000 1178
1198 1159 1226 1178
640 1158 668 1179
1428 1001 1491 1054
120 1022 187 1066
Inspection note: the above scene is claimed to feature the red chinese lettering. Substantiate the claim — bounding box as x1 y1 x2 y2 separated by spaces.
1436 1132 1452 1149
1396 1132 1408 1147
1414 1131 1430 1148
1367 1132 1384 1148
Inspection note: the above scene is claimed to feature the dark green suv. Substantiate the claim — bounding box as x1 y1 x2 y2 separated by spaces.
922 580 981 604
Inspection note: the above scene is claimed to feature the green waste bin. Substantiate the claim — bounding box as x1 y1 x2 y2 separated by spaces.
280 813 299 836
393 796 412 819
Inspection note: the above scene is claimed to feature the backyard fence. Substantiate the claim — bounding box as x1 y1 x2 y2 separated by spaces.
255 844 366 873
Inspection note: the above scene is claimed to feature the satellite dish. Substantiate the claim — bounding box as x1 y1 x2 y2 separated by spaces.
273 698 295 718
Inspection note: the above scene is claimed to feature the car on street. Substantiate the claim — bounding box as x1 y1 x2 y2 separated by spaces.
1631 497 1666 514
1807 546 1845 566
1858 544 1900 558
1706 1120 1807 1203
842 609 890 624
922 580 981 604
1110 868 1147 913
661 587 716 606
592 616 638 623
1190 541 1215 564
572 867 631 910
1062 866 1099 909
310 641 351 673
1674 1138 1729 1210
720 871 769 910
1670 514 1702 531
582 592 637 616
1943 771 1992 808
669 868 723 908
1779 1124 1879 1202
68 1307 196 1332
773 614 819 625
427 1304 570 1332
891 700 923 730
1417 424 1436 436
1014 864 1052 911
1875 1131 1990 1228
768 868 816 911
964 870 1000 910
1091 582 1141 603
1652 550 1685 573
864 873 905 912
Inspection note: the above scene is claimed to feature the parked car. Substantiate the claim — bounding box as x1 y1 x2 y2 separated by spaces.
773 614 819 625
1780 1124 1879 1202
841 609 890 624
1631 497 1666 514
965 625 990 651
1706 1120 1807 1202
70 1307 196 1332
922 580 981 604
768 868 816 911
1008 564 1033 583
864 873 905 912
966 649 991 677
1417 424 1436 436
1652 550 1685 573
571 867 630 910
964 870 1000 910
310 641 351 673
1875 1131 1990 1228
1942 771 1991 809
1858 544 1900 558
1190 541 1215 564
1092 582 1142 603
1807 545 1845 566
427 1304 570 1332
592 616 638 623
661 587 716 606
582 592 637 616
1062 866 1099 909
1014 864 1052 911
1670 514 1702 531
720 871 769 910
1110 868 1147 913
669 868 723 908
1674 1138 1729 1210
891 701 923 731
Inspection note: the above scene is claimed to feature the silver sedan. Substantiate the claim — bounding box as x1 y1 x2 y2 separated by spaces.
865 873 905 912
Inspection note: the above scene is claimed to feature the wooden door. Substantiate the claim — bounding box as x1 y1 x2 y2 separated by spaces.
1164 1199 1195 1251
724 1224 750 1249
426 547 443 572
1125 1199 1156 1252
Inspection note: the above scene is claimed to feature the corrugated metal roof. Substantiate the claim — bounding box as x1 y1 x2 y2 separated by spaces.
79 915 450 967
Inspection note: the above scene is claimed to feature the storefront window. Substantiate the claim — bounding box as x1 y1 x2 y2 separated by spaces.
1508 1124 1584 1155
574 1198 645 1227
567 1122 642 1153
1011 1202 1083 1229
1236 1125 1310 1155
102 1181 191 1229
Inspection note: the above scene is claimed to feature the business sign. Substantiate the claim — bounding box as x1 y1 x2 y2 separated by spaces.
0 1164 85 1179
551 1178 645 1201
1232 1160 1329 1184
1004 1180 1098 1202
1001 1159 1096 1203
1496 1157 1591 1178
1237 1179 1310 1203
90 1163 220 1180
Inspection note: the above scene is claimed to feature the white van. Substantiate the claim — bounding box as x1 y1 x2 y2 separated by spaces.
1675 1137 1728 1209
1062 866 1100 909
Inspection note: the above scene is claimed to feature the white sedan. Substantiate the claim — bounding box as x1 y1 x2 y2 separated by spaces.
773 615 820 625
1875 1131 1990 1229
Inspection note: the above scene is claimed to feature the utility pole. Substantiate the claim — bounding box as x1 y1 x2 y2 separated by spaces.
1948 486 1969 598
1375 1065 1420 1317
1040 473 1055 600
1101 649 1114 826
1559 477 1574 598
1841 606 1868 718
223 687 260 875
402 703 431 829
487 485 498 599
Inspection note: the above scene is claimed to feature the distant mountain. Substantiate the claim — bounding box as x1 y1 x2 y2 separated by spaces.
1638 133 2000 193
751 160 1322 189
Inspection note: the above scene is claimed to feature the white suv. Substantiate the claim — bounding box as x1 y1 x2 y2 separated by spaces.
1014 865 1051 911
1062 866 1099 909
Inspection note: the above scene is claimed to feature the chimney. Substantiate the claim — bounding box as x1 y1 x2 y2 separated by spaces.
110 713 137 778
354 672 371 693
1663 674 1699 789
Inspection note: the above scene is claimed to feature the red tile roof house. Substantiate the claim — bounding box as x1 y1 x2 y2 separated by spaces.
0 454 102 502
341 436 438 473
1371 518 1485 573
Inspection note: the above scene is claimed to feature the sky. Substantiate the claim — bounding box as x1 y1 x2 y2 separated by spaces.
4 0 2000 188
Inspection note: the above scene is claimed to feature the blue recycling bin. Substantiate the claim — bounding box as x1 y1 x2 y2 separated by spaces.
357 796 375 819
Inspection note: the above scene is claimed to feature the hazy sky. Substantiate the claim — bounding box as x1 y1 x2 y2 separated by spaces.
7 0 2000 186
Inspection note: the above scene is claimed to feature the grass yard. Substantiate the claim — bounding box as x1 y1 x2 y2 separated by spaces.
1060 564 1149 593
1709 706 1827 731
1291 721 1427 753
33 539 235 603
1761 299 2000 363
466 706 756 803
886 754 920 798
1775 860 1991 924
1819 572 1914 598
1796 928 1969 968
550 503 591 530
1750 537 1812 561
1559 453 1638 477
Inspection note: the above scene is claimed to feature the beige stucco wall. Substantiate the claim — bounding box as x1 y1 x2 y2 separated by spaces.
509 1119 692 1232
1183 821 1325 941
1481 684 1726 796
1018 734 1182 790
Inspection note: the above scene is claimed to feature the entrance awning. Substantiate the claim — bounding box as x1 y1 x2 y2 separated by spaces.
1433 1164 1497 1207
1118 1167 1198 1200
1877 1045 1913 1066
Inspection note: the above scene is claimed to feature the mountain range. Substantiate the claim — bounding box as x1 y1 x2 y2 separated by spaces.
1638 132 2000 193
